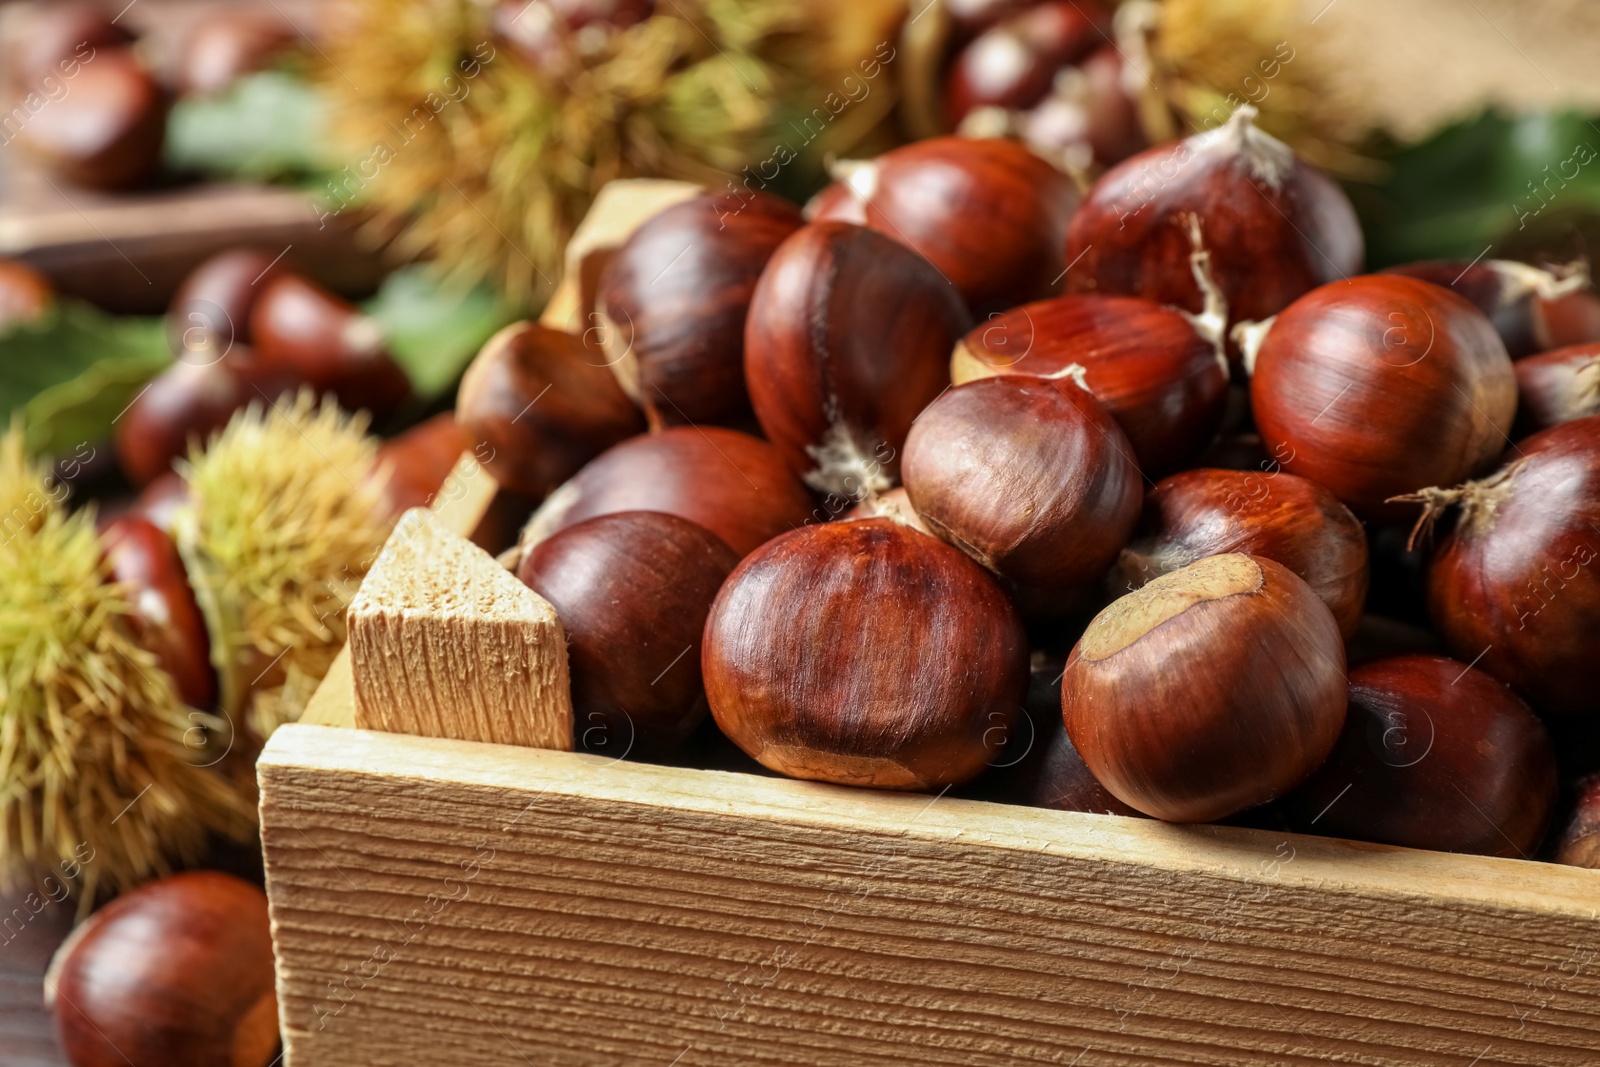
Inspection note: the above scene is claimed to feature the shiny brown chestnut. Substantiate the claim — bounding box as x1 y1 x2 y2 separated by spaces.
113 350 301 487
518 511 739 752
1116 468 1369 638
128 470 190 534
1413 417 1600 717
1557 772 1600 868
902 374 1142 604
370 412 470 519
807 139 1077 314
1247 274 1516 518
168 249 285 362
46 871 278 1067
174 10 299 97
1383 258 1588 359
1065 106 1363 333
1513 342 1600 434
250 272 411 418
1062 553 1347 822
1027 720 1142 817
744 221 970 497
455 321 643 498
951 291 1227 475
16 47 167 191
100 516 215 709
704 518 1029 789
1287 655 1557 858
520 425 813 557
999 45 1148 172
943 1 1109 126
0 257 55 332
595 190 802 427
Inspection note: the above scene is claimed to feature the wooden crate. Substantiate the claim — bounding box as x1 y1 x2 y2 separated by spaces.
257 470 1600 1067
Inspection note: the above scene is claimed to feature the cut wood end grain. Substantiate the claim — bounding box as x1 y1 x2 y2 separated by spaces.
347 507 573 751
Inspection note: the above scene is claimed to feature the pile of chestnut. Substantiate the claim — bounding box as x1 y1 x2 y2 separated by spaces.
463 107 1600 867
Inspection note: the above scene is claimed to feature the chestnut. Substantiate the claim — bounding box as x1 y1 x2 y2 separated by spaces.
129 470 191 535
744 221 970 496
1557 773 1600 868
902 374 1142 606
0 257 55 332
455 321 644 499
492 0 654 73
1005 45 1147 171
595 190 803 427
114 350 301 487
46 871 278 1067
806 139 1078 314
519 425 813 557
100 516 215 709
6 2 134 93
951 291 1228 475
1062 553 1347 822
943 2 1109 127
1065 106 1363 334
167 249 285 364
517 511 739 751
1116 468 1369 638
1248 274 1516 518
1416 416 1600 717
174 10 299 97
1383 258 1588 359
1512 342 1600 434
371 412 470 518
703 518 1029 789
1027 721 1142 817
16 48 167 191
250 272 411 419
1286 655 1557 858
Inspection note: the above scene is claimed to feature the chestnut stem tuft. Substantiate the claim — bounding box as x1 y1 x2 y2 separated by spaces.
1180 214 1230 375
1232 316 1275 375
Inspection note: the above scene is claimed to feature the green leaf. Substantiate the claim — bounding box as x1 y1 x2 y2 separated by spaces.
363 266 520 400
0 303 171 456
164 70 335 182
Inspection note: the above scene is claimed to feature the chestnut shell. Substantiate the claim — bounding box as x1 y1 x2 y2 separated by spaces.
168 249 285 361
101 516 215 709
704 518 1029 790
17 48 167 191
1513 342 1600 434
1287 655 1557 858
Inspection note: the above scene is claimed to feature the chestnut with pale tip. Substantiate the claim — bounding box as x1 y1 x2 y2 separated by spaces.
744 221 971 498
902 373 1142 605
1062 553 1347 823
1384 258 1589 359
518 425 813 558
595 190 802 427
1246 273 1516 518
1513 342 1600 434
1115 468 1369 639
703 518 1029 790
518 511 739 752
1286 655 1557 858
842 486 931 535
455 321 644 498
806 138 1078 314
1065 105 1363 335
46 871 279 1067
1405 416 1600 718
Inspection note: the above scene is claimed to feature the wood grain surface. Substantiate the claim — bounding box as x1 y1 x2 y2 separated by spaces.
260 709 1600 1067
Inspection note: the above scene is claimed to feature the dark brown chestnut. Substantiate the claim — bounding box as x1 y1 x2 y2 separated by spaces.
943 1 1109 126
704 518 1029 789
517 510 739 751
1383 258 1588 359
128 470 190 535
1062 553 1347 822
1027 720 1142 817
100 516 215 709
455 321 643 498
520 425 814 557
993 45 1148 172
1065 106 1363 333
1557 772 1600 868
1248 273 1516 518
114 350 301 487
168 249 285 363
806 139 1078 314
1414 417 1600 717
16 47 167 191
1286 655 1557 858
902 374 1142 604
5 2 133 98
1513 342 1600 434
594 190 802 427
0 257 55 332
174 10 299 97
951 291 1227 475
370 412 470 519
1115 468 1369 638
744 221 970 497
250 272 411 418
46 871 278 1067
